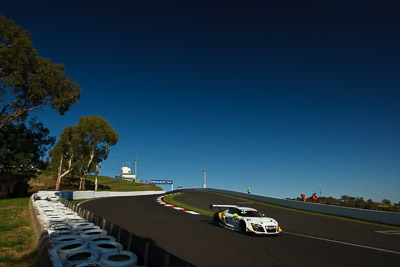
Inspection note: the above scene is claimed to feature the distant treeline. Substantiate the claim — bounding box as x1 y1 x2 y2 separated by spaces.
291 195 400 213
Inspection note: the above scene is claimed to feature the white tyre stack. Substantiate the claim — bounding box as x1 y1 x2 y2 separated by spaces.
89 240 123 254
32 191 139 267
60 249 100 266
100 251 138 267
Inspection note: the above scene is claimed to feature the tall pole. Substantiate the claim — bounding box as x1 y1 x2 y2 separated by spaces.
135 157 137 180
203 168 207 188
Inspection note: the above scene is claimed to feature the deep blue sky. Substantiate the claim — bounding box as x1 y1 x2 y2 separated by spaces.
2 1 400 203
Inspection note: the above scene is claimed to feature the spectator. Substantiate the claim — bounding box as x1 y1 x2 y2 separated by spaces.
312 193 318 202
301 193 306 202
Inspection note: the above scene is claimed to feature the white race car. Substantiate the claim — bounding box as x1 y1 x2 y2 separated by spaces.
210 204 282 235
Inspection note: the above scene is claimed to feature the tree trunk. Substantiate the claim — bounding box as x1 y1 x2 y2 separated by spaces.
81 174 86 190
80 150 94 190
56 154 63 191
56 154 74 191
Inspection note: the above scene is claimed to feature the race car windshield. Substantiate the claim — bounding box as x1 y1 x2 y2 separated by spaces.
239 210 264 217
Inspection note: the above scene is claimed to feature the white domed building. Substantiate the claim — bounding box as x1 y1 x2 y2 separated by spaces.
115 166 140 183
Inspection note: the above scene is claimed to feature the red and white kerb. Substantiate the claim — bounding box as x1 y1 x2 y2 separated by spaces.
157 196 200 215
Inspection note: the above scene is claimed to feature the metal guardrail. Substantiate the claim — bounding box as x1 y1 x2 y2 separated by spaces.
58 190 166 200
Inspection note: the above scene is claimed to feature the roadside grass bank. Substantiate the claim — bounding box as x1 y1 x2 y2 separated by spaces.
29 173 162 193
163 193 214 217
0 198 38 267
167 191 400 229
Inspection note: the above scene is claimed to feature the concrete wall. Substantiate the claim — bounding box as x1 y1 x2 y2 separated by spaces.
196 188 400 226
58 190 166 200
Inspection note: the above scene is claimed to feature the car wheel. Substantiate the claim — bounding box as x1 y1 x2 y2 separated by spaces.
213 213 220 226
239 221 247 234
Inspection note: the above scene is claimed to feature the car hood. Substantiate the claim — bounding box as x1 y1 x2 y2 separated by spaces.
245 217 278 225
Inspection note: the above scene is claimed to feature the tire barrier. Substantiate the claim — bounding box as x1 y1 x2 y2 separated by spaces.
77 225 101 233
54 240 88 257
80 229 108 241
86 235 116 243
74 261 103 267
51 235 82 246
31 192 137 267
49 230 79 238
60 248 100 266
31 191 196 267
89 240 124 254
100 251 138 267
70 222 95 229
49 224 73 232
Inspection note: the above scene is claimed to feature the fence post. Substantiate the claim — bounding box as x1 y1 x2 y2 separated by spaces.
117 227 122 243
163 253 170 267
102 218 106 230
144 243 150 266
126 233 132 251
108 223 114 237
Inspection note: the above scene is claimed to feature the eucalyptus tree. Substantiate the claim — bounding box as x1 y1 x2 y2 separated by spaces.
50 116 118 191
77 115 118 190
49 126 86 191
0 14 81 128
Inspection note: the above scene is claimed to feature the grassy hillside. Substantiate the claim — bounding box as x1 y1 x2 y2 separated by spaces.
29 173 162 193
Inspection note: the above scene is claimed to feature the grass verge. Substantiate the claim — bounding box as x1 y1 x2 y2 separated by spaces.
29 173 162 193
0 198 38 267
163 193 215 217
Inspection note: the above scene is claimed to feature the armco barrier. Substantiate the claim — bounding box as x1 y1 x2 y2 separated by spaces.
196 188 400 226
58 190 165 200
60 198 195 267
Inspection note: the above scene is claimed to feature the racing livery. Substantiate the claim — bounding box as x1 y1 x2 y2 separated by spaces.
210 204 282 235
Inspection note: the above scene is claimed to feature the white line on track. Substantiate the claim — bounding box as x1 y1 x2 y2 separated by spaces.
375 230 400 235
285 231 400 255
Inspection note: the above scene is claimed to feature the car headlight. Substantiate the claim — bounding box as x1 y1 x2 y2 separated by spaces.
251 223 264 232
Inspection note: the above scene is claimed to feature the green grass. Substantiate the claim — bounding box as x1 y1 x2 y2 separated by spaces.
0 198 38 267
85 175 162 191
164 193 215 217
29 173 162 192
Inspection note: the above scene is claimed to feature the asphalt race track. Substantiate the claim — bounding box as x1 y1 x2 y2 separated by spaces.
80 191 400 267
